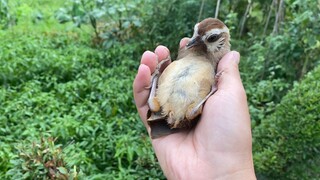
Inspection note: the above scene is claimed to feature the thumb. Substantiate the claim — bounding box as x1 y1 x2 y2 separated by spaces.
216 51 246 98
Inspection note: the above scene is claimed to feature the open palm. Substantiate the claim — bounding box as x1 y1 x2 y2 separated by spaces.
133 39 256 179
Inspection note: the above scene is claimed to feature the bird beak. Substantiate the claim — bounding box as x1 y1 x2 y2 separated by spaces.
186 36 203 49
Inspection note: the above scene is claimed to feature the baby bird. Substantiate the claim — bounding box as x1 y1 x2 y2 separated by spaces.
147 18 231 138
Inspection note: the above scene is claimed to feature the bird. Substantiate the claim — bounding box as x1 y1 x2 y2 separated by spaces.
147 18 231 138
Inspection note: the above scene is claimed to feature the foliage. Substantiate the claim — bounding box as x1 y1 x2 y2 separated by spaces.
0 0 320 179
0 31 163 178
54 0 211 56
0 0 15 29
6 137 83 179
54 0 149 49
237 0 320 124
253 65 320 179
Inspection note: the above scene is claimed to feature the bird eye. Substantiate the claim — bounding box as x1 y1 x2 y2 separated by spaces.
207 34 220 43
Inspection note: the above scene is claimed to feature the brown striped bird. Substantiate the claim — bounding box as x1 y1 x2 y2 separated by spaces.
147 18 231 138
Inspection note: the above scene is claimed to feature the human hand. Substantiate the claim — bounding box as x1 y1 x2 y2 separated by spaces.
133 38 256 179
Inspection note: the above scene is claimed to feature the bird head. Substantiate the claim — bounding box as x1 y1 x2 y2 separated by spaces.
186 18 231 62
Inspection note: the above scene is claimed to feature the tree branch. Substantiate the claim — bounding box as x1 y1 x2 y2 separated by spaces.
263 0 276 35
215 0 221 19
198 0 205 22
239 1 252 37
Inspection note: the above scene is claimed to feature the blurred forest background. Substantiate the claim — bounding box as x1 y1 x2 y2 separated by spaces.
0 0 319 179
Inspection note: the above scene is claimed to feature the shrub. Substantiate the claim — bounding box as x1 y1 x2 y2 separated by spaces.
6 137 83 179
253 65 320 179
0 31 163 179
0 0 16 29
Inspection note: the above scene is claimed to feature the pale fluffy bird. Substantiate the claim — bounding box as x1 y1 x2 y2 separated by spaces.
147 18 231 138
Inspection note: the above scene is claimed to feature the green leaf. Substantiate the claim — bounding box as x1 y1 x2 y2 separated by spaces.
57 167 68 175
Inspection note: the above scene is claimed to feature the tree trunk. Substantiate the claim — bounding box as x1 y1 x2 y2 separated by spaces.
273 0 285 35
264 0 276 35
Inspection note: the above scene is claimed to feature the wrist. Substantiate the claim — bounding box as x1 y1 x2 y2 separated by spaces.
161 153 256 180
163 166 256 180
213 167 256 180
208 153 256 180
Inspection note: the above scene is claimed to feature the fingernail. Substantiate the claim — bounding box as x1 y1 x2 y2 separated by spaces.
155 45 170 60
142 50 153 57
179 37 190 48
141 51 158 65
230 51 240 65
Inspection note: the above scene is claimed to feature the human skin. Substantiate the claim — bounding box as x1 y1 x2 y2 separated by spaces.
133 38 256 179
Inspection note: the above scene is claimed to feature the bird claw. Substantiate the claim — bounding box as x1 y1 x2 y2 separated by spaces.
186 83 219 120
215 70 224 82
147 56 171 112
186 103 203 120
146 56 174 139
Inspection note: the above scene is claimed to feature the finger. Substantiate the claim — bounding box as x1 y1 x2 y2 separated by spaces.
133 64 152 130
179 37 190 48
140 51 158 74
155 45 171 72
133 64 151 109
216 51 246 99
155 45 170 61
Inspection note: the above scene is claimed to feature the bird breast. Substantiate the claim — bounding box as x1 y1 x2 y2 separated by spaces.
156 56 215 121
